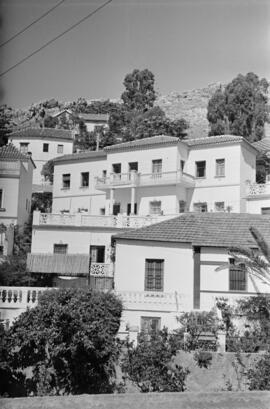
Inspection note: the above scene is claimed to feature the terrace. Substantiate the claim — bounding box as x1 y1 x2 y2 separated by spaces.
95 170 195 190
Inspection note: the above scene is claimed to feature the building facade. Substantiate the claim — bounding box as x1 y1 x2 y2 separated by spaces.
9 127 74 188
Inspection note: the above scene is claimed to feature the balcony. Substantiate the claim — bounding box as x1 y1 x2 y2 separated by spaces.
0 161 20 176
246 182 270 198
33 211 177 229
27 253 113 276
95 170 195 190
0 286 48 310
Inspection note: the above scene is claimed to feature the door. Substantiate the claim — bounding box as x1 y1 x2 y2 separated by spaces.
90 245 105 263
127 203 137 215
113 203 121 215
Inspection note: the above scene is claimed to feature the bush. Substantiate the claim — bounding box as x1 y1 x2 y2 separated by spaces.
247 353 270 390
4 288 122 396
194 350 213 369
121 328 189 392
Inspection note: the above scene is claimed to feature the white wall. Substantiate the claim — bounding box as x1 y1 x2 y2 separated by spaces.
31 227 115 262
114 239 194 295
10 137 73 185
246 197 270 214
0 177 19 224
53 157 107 214
240 144 257 212
17 161 33 225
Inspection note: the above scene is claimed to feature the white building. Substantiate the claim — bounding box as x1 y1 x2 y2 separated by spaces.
8 127 74 189
0 144 35 255
113 212 270 332
26 133 263 288
77 113 109 133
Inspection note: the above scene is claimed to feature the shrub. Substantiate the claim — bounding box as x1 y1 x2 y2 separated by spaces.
121 328 189 392
246 353 270 390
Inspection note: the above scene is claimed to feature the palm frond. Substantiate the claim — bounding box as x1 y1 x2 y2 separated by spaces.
250 226 270 263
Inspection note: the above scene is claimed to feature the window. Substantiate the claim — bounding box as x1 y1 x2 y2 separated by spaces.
179 200 186 213
215 201 225 212
90 245 105 263
102 170 107 178
229 259 246 291
127 203 137 215
141 317 161 333
145 259 164 291
113 203 121 215
62 174 70 189
261 207 270 215
196 161 206 178
152 159 162 177
43 143 49 152
180 160 185 171
81 172 89 187
129 162 138 172
100 208 105 215
112 163 121 180
53 244 68 254
0 246 3 256
57 144 64 154
193 202 208 212
149 200 162 215
0 189 3 208
216 159 225 177
20 142 29 154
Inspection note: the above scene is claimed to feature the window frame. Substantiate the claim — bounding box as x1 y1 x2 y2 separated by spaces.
57 144 64 154
53 244 68 254
216 158 225 177
20 142 29 154
215 201 225 212
43 143 49 153
149 200 162 215
144 259 164 292
90 245 105 263
141 316 161 333
229 258 247 292
0 189 3 209
80 172 89 188
62 173 71 189
193 202 208 213
152 159 162 175
195 161 206 178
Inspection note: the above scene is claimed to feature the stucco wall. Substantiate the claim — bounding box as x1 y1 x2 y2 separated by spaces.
53 157 106 214
10 137 73 185
0 177 19 224
246 196 270 214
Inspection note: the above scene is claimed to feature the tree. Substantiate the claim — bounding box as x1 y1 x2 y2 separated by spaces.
121 69 156 112
246 353 270 390
207 73 269 141
121 328 189 392
31 192 52 213
44 116 58 128
0 105 13 146
5 288 122 396
227 226 270 287
41 159 54 183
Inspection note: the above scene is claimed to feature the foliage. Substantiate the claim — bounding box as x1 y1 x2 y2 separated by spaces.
207 73 269 141
41 159 54 183
5 288 122 396
176 310 220 351
121 328 189 392
44 116 58 128
121 69 156 112
31 192 52 213
216 296 270 353
246 353 270 390
227 226 270 287
0 105 13 146
0 256 35 286
193 350 213 369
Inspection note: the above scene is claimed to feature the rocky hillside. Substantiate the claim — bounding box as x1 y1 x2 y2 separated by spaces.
156 83 223 139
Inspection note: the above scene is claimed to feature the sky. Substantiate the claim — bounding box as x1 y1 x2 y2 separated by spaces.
0 0 269 109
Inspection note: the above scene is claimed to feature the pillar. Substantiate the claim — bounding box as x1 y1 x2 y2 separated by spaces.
131 187 136 215
109 188 114 215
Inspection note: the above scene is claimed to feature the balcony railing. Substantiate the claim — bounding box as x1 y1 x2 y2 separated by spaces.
33 211 177 229
246 182 270 197
27 253 113 276
0 286 48 309
95 170 195 190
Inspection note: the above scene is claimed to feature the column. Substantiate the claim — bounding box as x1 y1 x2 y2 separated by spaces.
109 188 114 215
131 187 136 215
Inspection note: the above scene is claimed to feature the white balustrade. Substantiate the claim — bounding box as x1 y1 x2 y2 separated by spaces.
0 286 48 309
247 183 270 196
34 211 178 229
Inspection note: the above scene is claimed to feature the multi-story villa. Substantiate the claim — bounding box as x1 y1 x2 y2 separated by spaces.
27 134 262 284
8 127 74 190
0 144 35 255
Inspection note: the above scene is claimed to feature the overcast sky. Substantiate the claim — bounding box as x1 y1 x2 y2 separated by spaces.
0 0 269 109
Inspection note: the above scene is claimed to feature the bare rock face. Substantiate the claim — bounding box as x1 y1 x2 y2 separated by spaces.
156 83 224 139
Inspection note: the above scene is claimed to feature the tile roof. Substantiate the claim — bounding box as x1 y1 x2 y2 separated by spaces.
252 138 270 153
9 127 73 140
78 113 109 121
53 149 106 164
104 135 180 152
0 143 31 161
114 212 270 248
185 134 243 146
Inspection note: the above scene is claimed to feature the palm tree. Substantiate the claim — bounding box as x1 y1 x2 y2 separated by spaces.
226 226 270 288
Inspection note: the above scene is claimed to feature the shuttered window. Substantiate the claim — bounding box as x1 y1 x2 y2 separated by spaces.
145 259 164 291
